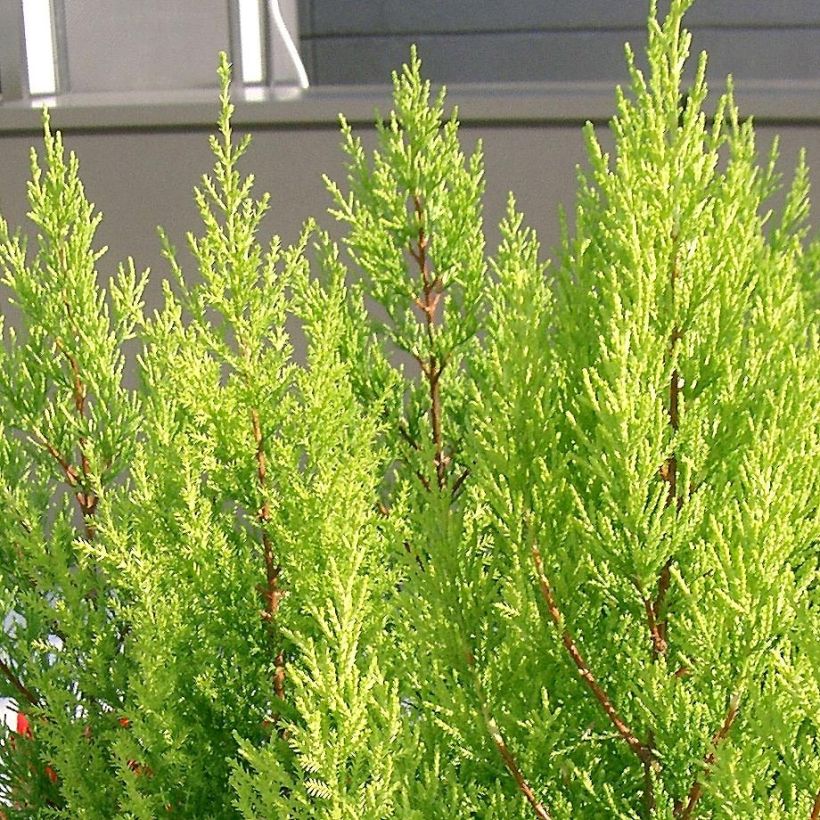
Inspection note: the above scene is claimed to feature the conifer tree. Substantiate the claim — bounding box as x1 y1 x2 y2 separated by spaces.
0 2 816 818
0 114 145 814
1 57 408 818
327 1 818 817
544 1 819 813
95 56 407 818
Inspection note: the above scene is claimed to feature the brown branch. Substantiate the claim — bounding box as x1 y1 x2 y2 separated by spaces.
641 302 685 813
635 580 668 658
414 469 432 493
53 337 98 537
396 422 432 491
251 410 278 615
50 255 98 536
411 195 437 348
34 432 95 538
410 349 431 377
56 338 86 418
466 653 551 820
651 559 673 653
531 543 656 769
652 242 685 651
428 363 447 489
810 790 820 820
0 658 38 707
402 539 425 572
37 435 79 487
250 408 285 701
652 367 682 659
451 467 470 500
272 652 285 703
639 243 687 810
397 422 421 452
410 190 537 809
485 714 551 820
410 194 449 491
659 368 683 513
675 693 740 819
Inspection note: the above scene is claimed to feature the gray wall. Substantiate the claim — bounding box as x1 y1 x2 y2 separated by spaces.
62 0 231 92
1 115 818 319
1 2 819 322
298 0 820 85
0 119 589 309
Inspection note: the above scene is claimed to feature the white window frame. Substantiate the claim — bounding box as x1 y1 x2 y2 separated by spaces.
1 0 307 102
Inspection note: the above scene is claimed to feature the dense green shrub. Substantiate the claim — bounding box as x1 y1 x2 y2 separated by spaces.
0 1 817 817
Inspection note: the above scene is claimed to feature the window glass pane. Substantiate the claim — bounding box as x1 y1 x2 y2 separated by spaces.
63 0 230 92
239 0 265 84
22 0 56 95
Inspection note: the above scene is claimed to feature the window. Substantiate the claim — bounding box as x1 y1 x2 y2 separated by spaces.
0 0 308 101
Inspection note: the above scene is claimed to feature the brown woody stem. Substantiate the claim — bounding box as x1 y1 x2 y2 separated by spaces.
251 408 285 701
810 790 820 820
54 337 97 538
636 581 668 658
467 653 551 819
532 543 656 769
39 436 79 487
639 244 687 812
428 363 446 489
652 246 684 654
652 366 681 657
675 694 740 818
651 560 673 651
451 468 470 500
0 658 38 707
397 422 432 492
486 714 551 820
397 422 421 452
411 194 449 491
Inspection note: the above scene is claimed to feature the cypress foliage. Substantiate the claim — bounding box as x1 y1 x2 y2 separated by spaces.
0 114 145 815
0 56 405 818
546 2 819 814
0 2 817 818
326 1 818 816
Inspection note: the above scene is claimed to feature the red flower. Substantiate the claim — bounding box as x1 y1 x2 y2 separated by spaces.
15 712 32 739
13 711 60 785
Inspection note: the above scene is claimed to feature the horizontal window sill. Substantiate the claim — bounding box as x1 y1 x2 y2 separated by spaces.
2 79 820 134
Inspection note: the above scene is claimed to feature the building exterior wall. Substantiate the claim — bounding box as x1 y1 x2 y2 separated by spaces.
1 113 818 322
298 0 820 85
1 3 819 322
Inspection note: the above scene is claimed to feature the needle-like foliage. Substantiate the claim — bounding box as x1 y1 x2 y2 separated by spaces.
1 3 817 818
1 56 406 819
325 1 818 817
0 112 146 816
